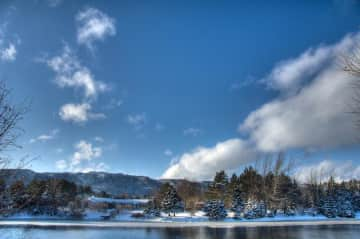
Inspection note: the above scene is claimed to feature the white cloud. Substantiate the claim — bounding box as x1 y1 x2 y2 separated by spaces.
264 33 355 93
183 128 201 137
295 160 360 183
56 159 67 170
59 103 106 123
47 0 62 7
162 138 257 180
78 162 109 173
163 32 360 181
155 123 165 131
29 129 59 143
55 140 107 172
240 33 359 152
94 136 104 143
0 43 16 61
71 140 102 166
164 149 173 157
105 98 123 109
76 7 116 49
127 113 147 130
0 22 19 63
47 45 108 98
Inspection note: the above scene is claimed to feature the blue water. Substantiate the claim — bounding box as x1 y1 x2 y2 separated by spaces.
0 225 359 239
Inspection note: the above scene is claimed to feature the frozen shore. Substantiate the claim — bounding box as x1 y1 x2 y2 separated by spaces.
0 219 360 228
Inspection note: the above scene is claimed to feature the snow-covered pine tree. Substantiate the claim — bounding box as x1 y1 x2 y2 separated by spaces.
161 184 183 216
337 199 355 218
144 201 161 217
321 195 337 218
352 192 360 212
206 171 229 200
336 188 355 218
244 199 266 219
204 200 227 220
230 185 244 218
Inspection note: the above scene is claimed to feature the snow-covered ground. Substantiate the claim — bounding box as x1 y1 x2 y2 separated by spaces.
2 210 360 223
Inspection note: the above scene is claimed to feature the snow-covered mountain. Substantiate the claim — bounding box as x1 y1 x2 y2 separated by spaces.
0 169 162 196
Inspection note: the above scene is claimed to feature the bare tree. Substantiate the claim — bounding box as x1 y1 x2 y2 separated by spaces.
342 47 360 128
0 82 27 169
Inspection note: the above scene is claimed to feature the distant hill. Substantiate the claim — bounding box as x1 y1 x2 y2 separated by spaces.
0 169 162 197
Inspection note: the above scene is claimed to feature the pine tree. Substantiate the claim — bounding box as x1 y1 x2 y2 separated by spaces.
231 185 244 218
204 200 227 220
336 187 355 218
244 199 266 219
352 192 360 212
272 173 293 214
9 180 26 211
321 193 337 218
206 171 228 200
239 167 262 200
161 184 183 216
144 201 161 217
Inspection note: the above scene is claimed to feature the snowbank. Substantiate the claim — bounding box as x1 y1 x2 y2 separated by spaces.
88 196 149 205
0 219 360 228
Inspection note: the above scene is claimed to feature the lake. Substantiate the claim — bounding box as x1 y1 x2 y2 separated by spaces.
0 225 359 239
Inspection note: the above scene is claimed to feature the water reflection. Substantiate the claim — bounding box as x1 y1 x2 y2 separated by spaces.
0 225 359 239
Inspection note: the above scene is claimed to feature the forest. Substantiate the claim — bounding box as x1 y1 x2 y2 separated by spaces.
151 156 360 220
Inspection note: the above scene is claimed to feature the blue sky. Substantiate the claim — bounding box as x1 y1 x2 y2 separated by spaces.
0 0 360 181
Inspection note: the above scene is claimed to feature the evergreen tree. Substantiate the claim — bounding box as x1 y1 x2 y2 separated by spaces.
9 180 26 210
161 184 183 216
352 192 360 212
231 185 244 218
272 173 293 214
206 171 228 200
244 199 266 219
239 167 262 200
321 189 338 218
204 200 227 220
144 200 161 217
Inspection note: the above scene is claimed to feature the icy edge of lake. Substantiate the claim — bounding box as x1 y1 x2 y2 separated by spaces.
0 220 360 228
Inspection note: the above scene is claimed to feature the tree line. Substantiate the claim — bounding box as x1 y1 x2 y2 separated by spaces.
149 157 360 220
0 178 92 217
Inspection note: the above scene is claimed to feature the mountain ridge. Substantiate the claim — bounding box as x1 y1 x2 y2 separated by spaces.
0 169 162 196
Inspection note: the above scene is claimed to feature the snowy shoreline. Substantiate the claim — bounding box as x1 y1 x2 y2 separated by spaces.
0 219 360 228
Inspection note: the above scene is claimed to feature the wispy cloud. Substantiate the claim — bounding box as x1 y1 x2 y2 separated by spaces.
127 113 147 131
47 0 63 7
94 136 104 143
59 103 106 124
76 7 116 49
183 127 201 137
55 159 67 170
164 149 173 157
29 129 59 143
71 140 102 165
105 98 123 110
155 123 165 131
46 45 108 99
0 23 19 62
56 140 108 172
0 43 16 61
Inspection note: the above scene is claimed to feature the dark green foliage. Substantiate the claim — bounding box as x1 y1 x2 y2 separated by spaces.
231 185 244 218
204 200 227 220
160 183 183 216
239 167 262 200
206 171 228 200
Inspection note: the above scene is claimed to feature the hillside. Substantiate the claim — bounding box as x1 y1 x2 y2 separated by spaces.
0 169 162 196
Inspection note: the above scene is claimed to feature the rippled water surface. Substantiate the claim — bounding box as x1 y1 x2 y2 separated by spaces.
1 225 359 239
